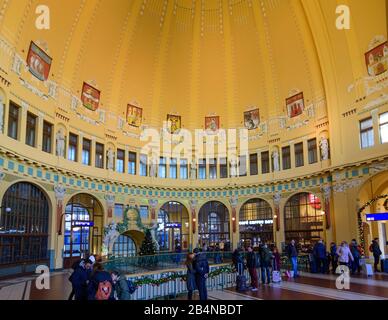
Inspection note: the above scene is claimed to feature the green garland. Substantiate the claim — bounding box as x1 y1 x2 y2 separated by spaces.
357 194 388 251
132 265 235 287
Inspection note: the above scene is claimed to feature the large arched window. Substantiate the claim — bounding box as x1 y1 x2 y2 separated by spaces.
157 201 189 251
284 192 324 248
239 198 273 247
0 182 49 267
112 234 136 257
63 193 103 268
198 201 230 248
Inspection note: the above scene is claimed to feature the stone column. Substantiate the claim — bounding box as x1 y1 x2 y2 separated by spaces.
273 192 281 231
189 199 198 251
321 184 331 229
229 195 238 233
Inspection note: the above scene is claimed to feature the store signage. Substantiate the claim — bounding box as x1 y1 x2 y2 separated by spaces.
239 219 273 226
165 222 181 228
72 220 94 227
365 213 388 221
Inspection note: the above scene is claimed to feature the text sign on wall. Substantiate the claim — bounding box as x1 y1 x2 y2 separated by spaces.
366 213 388 221
72 221 94 227
165 222 181 228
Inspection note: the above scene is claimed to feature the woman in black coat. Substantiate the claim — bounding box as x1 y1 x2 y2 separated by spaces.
185 252 197 300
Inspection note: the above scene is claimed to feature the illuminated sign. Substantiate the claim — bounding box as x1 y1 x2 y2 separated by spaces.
239 219 273 226
165 222 181 228
72 221 94 227
365 213 388 221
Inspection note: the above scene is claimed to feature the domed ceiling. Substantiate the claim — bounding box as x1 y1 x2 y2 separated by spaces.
1 0 326 130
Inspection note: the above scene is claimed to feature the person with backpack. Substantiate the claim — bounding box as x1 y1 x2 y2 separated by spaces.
287 239 299 278
313 239 327 274
185 252 197 300
111 270 132 300
246 246 259 291
370 238 382 272
350 239 362 275
88 263 115 300
69 258 93 300
192 248 210 301
259 243 272 284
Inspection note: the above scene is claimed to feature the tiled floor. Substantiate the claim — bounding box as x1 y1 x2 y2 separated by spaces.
1 270 387 300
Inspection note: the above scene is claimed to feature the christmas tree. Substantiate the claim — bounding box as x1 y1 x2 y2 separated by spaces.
139 229 157 256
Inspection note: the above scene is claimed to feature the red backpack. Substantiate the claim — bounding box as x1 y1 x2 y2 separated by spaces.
95 280 112 300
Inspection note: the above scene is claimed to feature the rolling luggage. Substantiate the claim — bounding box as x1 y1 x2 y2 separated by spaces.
236 263 248 292
272 270 282 283
381 259 388 273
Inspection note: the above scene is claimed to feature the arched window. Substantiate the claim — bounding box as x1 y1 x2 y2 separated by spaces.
157 201 189 251
63 194 103 268
0 182 49 267
284 192 324 248
112 234 136 257
198 201 230 248
239 198 273 247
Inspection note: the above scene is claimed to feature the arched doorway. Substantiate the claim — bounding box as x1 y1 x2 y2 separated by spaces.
239 198 273 248
284 192 324 249
157 201 189 251
63 193 103 268
198 201 230 249
0 182 50 273
112 233 137 257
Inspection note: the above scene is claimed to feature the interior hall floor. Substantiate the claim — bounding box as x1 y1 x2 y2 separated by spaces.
0 271 387 300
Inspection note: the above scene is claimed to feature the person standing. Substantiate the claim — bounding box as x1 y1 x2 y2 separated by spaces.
259 243 272 284
350 239 362 275
272 246 281 271
69 258 93 300
185 252 197 300
246 246 259 291
370 238 382 272
232 248 245 276
111 270 131 300
287 240 299 278
337 241 354 270
329 242 338 274
193 248 210 301
313 239 327 274
87 263 115 300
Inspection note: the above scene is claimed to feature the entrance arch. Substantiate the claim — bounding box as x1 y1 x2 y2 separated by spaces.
284 192 324 249
198 201 230 249
63 193 103 268
0 182 50 272
157 201 189 251
239 198 273 247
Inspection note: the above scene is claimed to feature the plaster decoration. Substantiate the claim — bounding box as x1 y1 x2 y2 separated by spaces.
279 117 287 129
98 109 106 123
369 161 388 174
273 192 281 207
102 221 120 256
11 53 23 75
54 183 66 201
149 156 158 178
321 184 331 202
56 129 66 157
105 193 115 207
319 137 330 161
117 116 125 130
259 122 268 133
19 79 48 100
306 104 315 118
76 113 98 126
230 157 238 177
272 149 280 172
332 179 363 193
189 199 198 211
71 95 79 111
368 35 386 51
363 93 388 110
107 148 115 170
47 81 57 99
0 171 5 182
229 195 238 208
148 199 158 209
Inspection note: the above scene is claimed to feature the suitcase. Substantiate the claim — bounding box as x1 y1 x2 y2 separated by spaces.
381 259 388 273
362 263 374 276
272 270 282 283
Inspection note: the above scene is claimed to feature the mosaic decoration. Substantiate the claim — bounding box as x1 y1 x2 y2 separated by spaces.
205 115 219 133
365 41 388 76
286 92 304 118
81 82 100 111
167 114 181 134
244 109 259 130
26 41 52 81
127 104 142 127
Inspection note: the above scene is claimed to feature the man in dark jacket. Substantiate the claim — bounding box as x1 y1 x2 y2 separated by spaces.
259 243 272 284
287 240 299 278
246 246 259 290
69 259 93 300
371 238 382 272
232 248 245 276
313 240 327 274
193 248 210 301
111 270 131 300
329 242 338 274
350 239 361 275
